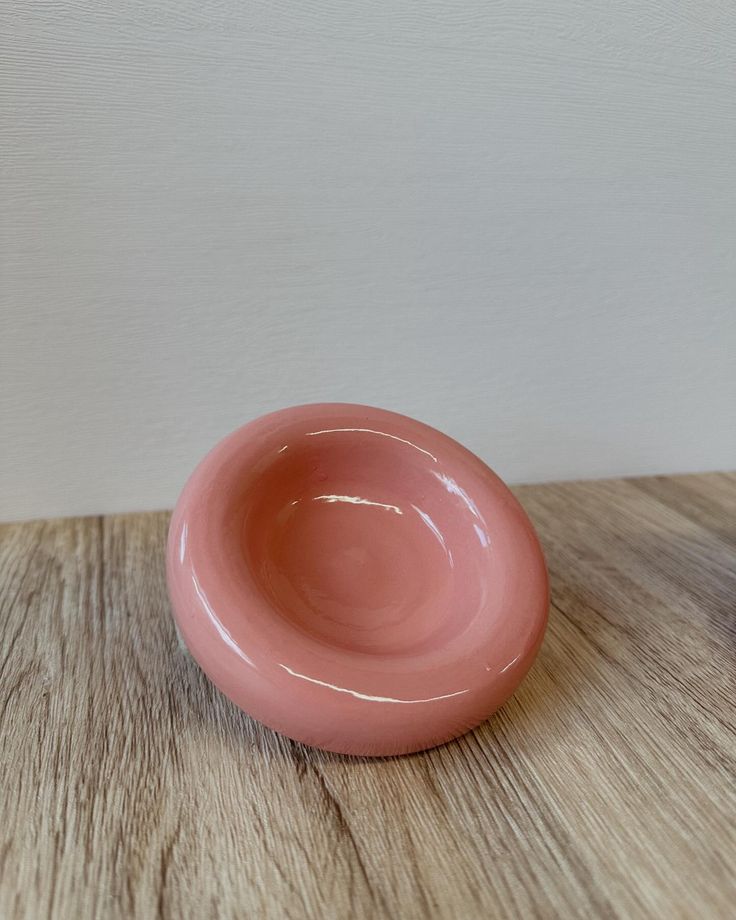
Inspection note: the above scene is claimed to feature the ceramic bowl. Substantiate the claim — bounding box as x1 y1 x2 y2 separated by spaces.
166 404 548 756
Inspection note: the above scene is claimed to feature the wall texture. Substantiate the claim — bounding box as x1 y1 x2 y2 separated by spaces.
2 2 735 521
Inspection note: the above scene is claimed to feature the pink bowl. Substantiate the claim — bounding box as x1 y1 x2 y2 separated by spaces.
166 404 548 756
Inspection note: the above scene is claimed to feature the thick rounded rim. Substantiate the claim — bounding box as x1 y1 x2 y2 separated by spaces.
166 403 548 755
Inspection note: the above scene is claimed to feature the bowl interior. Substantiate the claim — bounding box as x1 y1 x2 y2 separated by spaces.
242 426 493 657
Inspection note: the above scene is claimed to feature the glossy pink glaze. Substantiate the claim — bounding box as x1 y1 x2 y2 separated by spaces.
166 404 548 756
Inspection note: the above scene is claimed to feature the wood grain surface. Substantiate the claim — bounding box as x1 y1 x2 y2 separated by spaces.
1 472 734 919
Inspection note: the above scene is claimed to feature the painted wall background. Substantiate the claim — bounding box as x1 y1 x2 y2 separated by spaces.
2 2 735 521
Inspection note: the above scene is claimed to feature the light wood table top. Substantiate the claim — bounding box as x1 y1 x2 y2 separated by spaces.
1 472 734 919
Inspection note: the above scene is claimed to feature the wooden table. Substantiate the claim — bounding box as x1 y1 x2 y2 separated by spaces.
1 472 734 919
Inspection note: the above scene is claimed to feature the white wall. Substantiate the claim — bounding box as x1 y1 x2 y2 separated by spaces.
2 2 735 522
